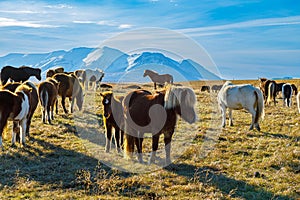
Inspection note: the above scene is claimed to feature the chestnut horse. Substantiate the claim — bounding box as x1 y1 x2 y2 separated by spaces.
38 78 60 124
100 91 124 153
123 86 197 164
1 66 41 85
53 73 84 114
0 84 32 149
1 81 39 137
143 69 173 90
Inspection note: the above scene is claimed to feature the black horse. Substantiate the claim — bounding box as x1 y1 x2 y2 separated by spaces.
1 65 41 85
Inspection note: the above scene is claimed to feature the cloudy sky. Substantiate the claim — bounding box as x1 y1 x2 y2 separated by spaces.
0 0 299 79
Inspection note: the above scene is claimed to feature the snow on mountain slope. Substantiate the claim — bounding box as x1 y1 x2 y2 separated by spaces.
0 46 221 82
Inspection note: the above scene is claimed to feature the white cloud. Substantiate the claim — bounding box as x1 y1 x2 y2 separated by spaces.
97 20 117 26
44 4 73 9
179 16 300 34
118 24 133 29
73 20 94 24
0 17 58 28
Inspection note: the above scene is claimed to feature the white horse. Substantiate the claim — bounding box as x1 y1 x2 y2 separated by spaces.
81 69 104 91
282 83 293 107
218 81 265 131
297 92 300 113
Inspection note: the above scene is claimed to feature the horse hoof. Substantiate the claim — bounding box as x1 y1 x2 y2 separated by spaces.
11 144 16 148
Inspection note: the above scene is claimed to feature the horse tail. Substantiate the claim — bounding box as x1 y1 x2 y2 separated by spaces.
254 88 265 123
123 133 134 160
267 82 275 105
40 88 48 109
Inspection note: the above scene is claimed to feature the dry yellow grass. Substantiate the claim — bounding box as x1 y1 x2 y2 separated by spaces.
0 79 299 199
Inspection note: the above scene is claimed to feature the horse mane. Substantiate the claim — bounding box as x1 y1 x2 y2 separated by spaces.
15 84 32 95
164 86 196 109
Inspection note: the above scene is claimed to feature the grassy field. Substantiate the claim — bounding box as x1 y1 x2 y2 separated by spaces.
0 79 299 199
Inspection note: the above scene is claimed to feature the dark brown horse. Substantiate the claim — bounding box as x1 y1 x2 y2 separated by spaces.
46 67 65 78
100 91 124 153
0 84 33 149
2 81 39 137
201 85 210 92
123 86 197 164
53 73 84 114
143 69 173 90
1 66 41 85
38 78 60 124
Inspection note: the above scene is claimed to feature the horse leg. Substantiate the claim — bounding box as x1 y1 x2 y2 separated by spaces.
0 115 9 150
164 132 173 165
42 105 46 123
149 133 160 164
11 121 19 146
228 109 233 126
135 132 144 163
114 127 121 153
61 96 68 114
26 113 33 137
55 98 59 114
120 130 124 150
47 104 52 124
247 107 256 131
154 82 157 90
105 123 112 153
220 104 226 128
69 97 74 113
20 119 27 146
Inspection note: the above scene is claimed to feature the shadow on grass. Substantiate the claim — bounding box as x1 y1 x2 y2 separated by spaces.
165 163 294 200
0 137 99 189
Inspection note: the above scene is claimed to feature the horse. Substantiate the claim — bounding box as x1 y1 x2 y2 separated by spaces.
282 83 293 107
80 69 104 91
1 81 38 138
46 67 65 78
38 78 60 124
267 81 277 105
258 78 277 103
218 81 265 131
143 69 173 90
0 84 33 149
53 73 84 114
1 66 41 85
297 93 300 113
100 91 124 153
123 86 197 164
200 85 210 92
291 84 298 95
211 85 223 93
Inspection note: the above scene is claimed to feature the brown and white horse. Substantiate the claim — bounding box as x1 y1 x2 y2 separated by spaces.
38 78 60 124
0 84 32 149
2 81 39 137
123 86 197 164
143 69 173 90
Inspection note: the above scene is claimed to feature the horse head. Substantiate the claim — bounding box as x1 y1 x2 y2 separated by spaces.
100 92 113 118
164 86 197 124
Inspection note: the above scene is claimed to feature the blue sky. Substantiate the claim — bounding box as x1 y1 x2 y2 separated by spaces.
0 0 299 79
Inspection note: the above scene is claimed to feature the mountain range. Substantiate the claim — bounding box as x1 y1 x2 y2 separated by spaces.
0 46 221 82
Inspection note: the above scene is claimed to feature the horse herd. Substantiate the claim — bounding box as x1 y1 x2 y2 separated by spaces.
0 65 299 164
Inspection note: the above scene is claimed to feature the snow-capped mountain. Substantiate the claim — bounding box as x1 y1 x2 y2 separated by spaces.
0 46 221 82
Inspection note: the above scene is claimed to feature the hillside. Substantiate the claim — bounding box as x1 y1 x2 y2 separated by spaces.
0 46 221 82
